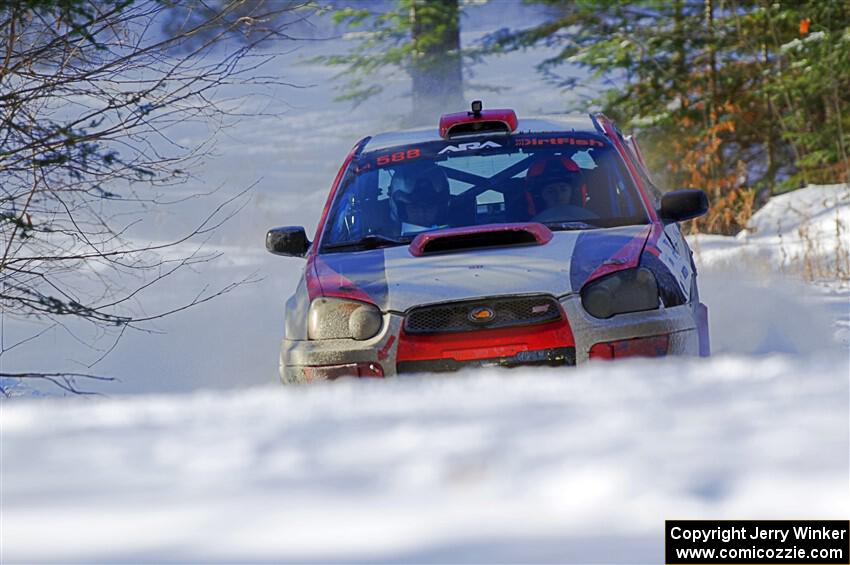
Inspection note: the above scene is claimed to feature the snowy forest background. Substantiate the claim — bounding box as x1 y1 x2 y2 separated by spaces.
1 1 848 563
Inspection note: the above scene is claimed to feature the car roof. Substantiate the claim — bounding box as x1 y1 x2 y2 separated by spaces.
362 114 601 153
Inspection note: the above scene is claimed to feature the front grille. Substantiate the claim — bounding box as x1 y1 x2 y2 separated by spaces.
404 295 562 335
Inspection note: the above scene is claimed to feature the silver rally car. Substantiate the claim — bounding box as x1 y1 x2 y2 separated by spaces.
266 103 710 384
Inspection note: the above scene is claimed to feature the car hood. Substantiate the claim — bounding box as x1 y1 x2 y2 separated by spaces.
314 224 651 312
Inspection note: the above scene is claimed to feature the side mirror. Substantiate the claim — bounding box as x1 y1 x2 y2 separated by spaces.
266 226 310 257
659 189 709 223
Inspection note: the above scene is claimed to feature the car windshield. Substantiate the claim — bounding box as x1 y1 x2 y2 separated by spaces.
321 133 649 251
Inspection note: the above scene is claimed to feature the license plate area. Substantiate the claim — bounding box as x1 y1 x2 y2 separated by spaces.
396 347 576 374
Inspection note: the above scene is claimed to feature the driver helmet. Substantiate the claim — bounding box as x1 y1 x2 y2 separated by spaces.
389 163 450 227
525 156 583 213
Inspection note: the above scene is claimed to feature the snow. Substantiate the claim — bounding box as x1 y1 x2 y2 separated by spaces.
692 184 850 282
2 5 849 562
3 353 847 562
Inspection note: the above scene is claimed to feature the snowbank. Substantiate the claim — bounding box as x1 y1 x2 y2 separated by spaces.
690 183 850 354
692 184 850 282
3 354 847 563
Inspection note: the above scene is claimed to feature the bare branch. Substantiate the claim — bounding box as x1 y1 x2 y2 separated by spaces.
0 0 316 393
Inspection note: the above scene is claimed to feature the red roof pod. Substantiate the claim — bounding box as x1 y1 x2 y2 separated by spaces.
439 105 518 139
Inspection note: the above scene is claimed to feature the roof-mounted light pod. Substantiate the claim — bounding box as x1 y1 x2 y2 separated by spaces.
439 101 518 139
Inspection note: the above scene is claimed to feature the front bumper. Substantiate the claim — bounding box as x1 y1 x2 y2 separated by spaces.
280 295 702 384
561 295 701 363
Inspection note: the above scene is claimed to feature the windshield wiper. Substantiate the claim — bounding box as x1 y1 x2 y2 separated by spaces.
322 234 410 252
543 221 599 231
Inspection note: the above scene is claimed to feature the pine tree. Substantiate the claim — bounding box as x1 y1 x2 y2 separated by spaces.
315 0 464 123
485 0 850 234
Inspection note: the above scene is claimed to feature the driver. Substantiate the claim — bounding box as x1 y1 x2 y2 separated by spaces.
389 163 450 234
540 178 577 210
526 156 585 222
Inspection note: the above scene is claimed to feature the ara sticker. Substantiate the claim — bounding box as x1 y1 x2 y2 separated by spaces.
437 141 502 154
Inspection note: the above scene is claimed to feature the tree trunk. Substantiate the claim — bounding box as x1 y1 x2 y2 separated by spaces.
704 0 718 128
704 0 720 201
761 21 779 196
830 88 850 183
673 0 687 109
763 0 808 186
409 0 463 124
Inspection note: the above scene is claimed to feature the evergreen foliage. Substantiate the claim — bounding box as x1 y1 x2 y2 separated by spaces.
486 0 850 233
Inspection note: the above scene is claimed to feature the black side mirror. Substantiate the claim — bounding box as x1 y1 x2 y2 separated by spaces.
659 189 709 223
266 226 310 257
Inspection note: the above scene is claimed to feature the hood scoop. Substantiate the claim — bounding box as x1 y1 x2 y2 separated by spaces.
409 223 553 257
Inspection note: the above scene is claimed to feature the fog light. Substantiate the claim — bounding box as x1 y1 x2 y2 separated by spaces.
302 362 384 382
589 335 669 360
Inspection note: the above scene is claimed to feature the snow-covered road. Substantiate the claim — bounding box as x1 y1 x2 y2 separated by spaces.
3 352 847 563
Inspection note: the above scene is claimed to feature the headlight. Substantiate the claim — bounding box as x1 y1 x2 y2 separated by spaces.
308 297 383 340
580 267 659 319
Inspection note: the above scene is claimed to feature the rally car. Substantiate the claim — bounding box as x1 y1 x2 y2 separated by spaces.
266 102 710 383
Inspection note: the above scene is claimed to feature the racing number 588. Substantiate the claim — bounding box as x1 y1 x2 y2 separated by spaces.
376 149 420 166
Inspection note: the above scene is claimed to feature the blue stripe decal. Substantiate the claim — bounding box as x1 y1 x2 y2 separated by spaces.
319 249 390 309
569 226 647 290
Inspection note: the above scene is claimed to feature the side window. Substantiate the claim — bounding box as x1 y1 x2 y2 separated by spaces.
613 174 637 216
326 169 384 242
328 185 360 242
622 141 662 208
597 149 644 217
634 163 662 208
646 180 663 208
